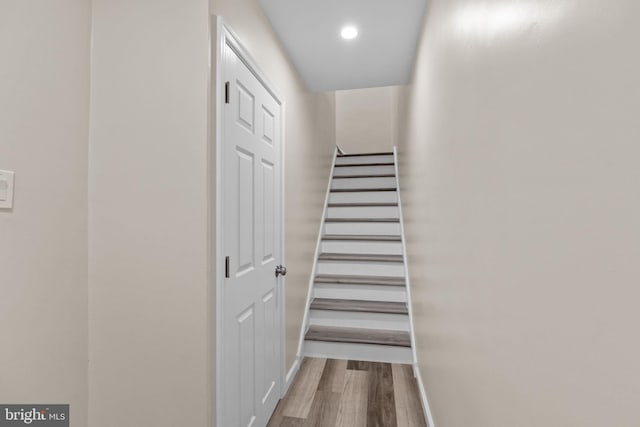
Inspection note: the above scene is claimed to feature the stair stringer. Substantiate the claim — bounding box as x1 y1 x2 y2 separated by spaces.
294 146 339 363
393 146 419 367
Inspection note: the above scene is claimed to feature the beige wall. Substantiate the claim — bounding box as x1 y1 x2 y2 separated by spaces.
336 86 399 153
0 1 90 425
89 0 335 425
88 0 211 426
209 0 337 374
397 1 640 427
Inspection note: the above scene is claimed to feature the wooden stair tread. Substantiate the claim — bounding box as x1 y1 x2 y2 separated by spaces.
305 325 411 347
315 274 405 286
318 253 403 263
334 162 394 167
327 202 398 207
325 217 399 223
322 234 402 242
337 152 393 157
332 174 396 179
310 298 408 314
330 188 396 192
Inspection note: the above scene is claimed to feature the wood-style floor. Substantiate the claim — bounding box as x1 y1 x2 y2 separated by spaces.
267 357 426 427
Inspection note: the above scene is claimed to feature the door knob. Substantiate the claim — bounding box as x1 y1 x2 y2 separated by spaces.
275 265 287 277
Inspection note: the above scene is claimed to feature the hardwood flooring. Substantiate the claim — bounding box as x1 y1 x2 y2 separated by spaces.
267 357 426 427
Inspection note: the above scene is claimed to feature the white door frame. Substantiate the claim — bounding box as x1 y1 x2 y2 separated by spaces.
212 17 287 426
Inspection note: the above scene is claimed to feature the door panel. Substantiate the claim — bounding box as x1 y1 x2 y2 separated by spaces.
262 107 275 144
238 305 256 427
262 160 275 263
222 43 283 427
237 82 255 132
261 290 277 403
237 148 255 275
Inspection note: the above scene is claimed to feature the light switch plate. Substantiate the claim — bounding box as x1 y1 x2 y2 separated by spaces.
0 170 15 209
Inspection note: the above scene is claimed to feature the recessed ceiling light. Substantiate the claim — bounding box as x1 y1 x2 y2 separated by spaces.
340 26 358 40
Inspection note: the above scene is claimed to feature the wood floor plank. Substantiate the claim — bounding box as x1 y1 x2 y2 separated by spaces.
279 417 305 427
317 359 348 393
335 370 369 427
282 357 327 419
367 362 397 427
266 399 287 427
302 390 341 427
347 360 373 371
392 364 427 427
268 399 305 427
269 358 426 427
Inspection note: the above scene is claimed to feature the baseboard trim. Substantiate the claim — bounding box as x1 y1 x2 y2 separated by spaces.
284 356 301 394
413 364 436 427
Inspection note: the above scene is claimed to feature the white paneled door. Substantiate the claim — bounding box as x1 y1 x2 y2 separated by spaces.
221 44 283 427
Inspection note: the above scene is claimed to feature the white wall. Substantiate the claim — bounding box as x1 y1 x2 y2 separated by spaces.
210 0 337 375
398 1 640 427
336 86 399 153
88 0 211 426
0 1 90 425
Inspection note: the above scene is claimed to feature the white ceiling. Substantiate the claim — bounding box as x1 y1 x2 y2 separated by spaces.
258 0 427 92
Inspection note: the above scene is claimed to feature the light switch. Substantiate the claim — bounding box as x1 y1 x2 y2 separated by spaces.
0 170 15 209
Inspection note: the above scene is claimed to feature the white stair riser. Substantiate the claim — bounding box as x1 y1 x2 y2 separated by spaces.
335 155 394 165
313 283 407 302
333 165 395 177
316 261 404 277
320 240 402 255
329 191 397 204
326 206 399 219
304 340 413 364
309 310 410 331
331 177 397 190
324 222 401 235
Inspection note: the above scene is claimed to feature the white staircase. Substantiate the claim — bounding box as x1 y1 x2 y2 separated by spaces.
300 149 416 364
